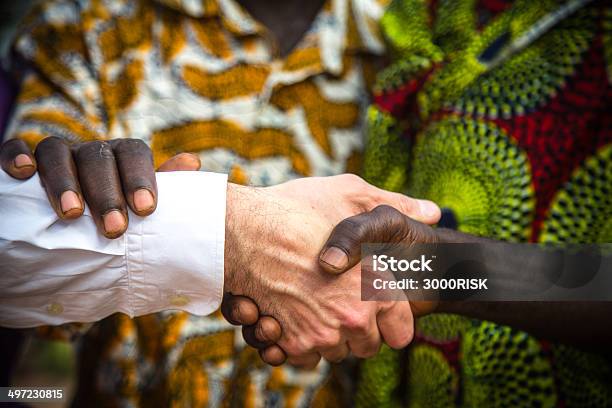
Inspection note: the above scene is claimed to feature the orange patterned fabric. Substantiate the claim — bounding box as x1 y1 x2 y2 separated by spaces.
7 0 389 405
9 0 389 186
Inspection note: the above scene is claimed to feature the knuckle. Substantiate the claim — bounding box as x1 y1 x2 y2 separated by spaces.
1 138 27 154
113 140 154 174
341 310 370 335
114 138 149 154
76 141 114 161
298 337 314 354
335 215 372 245
350 217 371 238
35 136 67 155
313 329 341 349
279 337 300 356
372 205 409 234
335 217 364 240
372 204 401 219
396 196 418 215
339 173 366 189
286 336 314 356
325 221 361 255
283 344 301 358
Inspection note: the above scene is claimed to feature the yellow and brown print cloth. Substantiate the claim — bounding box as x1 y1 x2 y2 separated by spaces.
6 0 389 406
8 0 388 186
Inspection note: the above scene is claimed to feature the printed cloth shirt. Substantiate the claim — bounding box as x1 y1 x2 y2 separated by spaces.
5 0 389 406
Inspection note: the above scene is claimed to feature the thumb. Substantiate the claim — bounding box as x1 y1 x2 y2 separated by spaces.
157 152 201 172
319 205 413 274
372 188 441 225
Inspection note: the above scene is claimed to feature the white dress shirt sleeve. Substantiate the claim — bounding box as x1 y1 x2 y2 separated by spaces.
0 170 227 328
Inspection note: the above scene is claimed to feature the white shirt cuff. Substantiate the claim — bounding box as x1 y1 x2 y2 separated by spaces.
0 171 227 328
127 171 227 317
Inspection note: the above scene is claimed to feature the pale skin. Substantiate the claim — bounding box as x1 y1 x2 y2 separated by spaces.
224 177 428 366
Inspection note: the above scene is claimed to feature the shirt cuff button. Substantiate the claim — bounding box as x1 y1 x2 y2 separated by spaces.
169 295 190 307
46 302 64 315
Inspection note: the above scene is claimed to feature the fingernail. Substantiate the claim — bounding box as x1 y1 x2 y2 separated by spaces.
14 154 34 168
320 247 349 270
133 189 154 212
419 200 440 219
60 191 82 216
103 210 126 235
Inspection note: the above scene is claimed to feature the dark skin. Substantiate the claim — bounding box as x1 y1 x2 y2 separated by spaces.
237 0 327 57
1 137 157 239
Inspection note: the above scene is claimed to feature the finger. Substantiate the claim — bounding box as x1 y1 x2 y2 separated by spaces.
319 342 350 363
287 352 321 370
34 137 84 219
319 205 410 273
369 185 440 224
377 302 414 350
0 139 37 179
73 141 128 238
255 316 282 343
110 139 157 216
259 345 287 366
157 152 201 172
221 293 259 326
242 316 282 349
347 321 381 359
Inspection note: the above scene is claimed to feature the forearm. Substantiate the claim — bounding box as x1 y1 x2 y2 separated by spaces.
432 229 612 348
436 300 612 349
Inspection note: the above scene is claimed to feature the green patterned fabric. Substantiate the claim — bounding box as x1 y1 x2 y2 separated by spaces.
357 0 612 406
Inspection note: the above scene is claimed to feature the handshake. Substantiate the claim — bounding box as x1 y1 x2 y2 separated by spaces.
222 176 441 367
1 138 442 368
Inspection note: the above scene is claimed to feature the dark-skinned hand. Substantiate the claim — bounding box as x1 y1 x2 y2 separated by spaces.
0 137 197 238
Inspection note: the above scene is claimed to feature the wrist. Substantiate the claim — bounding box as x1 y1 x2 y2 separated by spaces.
424 230 489 314
224 183 273 293
224 183 245 292
435 228 489 243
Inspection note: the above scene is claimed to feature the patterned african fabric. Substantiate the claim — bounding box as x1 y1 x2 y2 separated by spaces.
358 0 612 407
5 0 389 406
